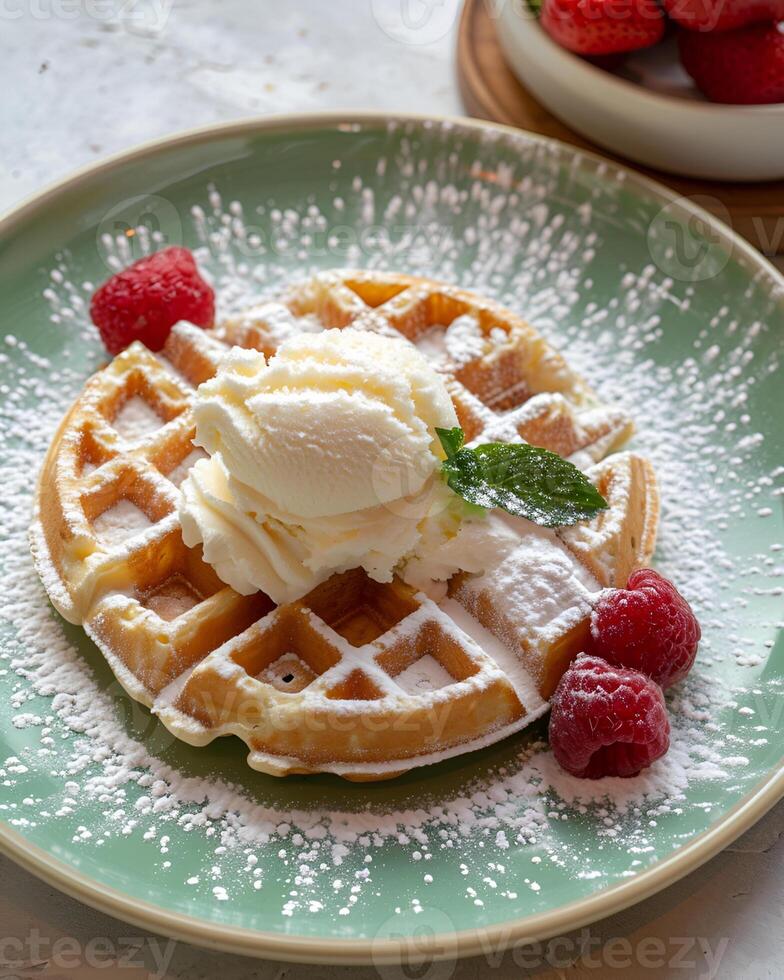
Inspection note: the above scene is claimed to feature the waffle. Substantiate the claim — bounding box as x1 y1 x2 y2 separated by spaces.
31 270 658 779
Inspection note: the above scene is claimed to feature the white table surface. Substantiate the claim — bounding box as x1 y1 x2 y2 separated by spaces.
1 2 781 977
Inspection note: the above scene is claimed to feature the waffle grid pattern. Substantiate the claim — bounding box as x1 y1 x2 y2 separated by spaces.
32 270 657 778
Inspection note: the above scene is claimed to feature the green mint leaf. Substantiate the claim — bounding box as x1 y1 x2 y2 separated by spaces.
441 442 608 528
435 426 465 459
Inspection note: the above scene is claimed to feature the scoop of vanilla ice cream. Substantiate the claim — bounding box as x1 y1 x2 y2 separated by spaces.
179 328 463 603
403 511 524 591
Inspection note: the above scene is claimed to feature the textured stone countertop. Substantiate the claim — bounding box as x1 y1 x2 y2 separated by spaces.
1 2 781 977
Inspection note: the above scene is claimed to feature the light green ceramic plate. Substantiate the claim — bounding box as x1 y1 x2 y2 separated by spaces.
0 114 782 966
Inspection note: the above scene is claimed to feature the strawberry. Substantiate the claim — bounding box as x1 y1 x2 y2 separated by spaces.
662 0 784 32
679 23 784 104
541 0 666 55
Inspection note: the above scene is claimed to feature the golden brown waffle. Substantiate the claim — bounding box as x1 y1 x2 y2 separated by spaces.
31 270 658 779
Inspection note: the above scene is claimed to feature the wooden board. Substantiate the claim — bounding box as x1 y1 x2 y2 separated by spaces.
457 0 784 255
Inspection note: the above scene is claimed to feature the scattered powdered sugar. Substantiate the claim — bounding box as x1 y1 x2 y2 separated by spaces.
2 120 782 924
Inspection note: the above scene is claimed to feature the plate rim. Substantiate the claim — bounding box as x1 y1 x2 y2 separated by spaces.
3 770 782 965
1 109 782 965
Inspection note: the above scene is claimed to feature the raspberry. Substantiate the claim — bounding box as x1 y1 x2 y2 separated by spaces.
588 569 701 690
549 655 670 779
90 247 214 355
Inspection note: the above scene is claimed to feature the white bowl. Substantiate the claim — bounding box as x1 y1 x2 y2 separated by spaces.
496 5 784 181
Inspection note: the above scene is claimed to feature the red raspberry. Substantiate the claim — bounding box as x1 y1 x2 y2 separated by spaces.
549 655 670 779
90 247 214 355
589 569 701 690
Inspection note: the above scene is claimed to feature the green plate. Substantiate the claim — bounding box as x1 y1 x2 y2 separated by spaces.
0 114 782 965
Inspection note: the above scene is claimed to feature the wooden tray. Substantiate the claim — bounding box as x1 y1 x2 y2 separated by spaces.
457 0 784 255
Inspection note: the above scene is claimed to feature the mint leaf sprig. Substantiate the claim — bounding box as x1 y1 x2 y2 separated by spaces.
436 427 608 528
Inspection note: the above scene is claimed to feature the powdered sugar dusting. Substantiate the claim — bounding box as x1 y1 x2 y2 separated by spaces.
395 655 455 695
167 448 208 488
415 315 487 368
3 120 782 929
92 499 152 547
113 394 163 442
